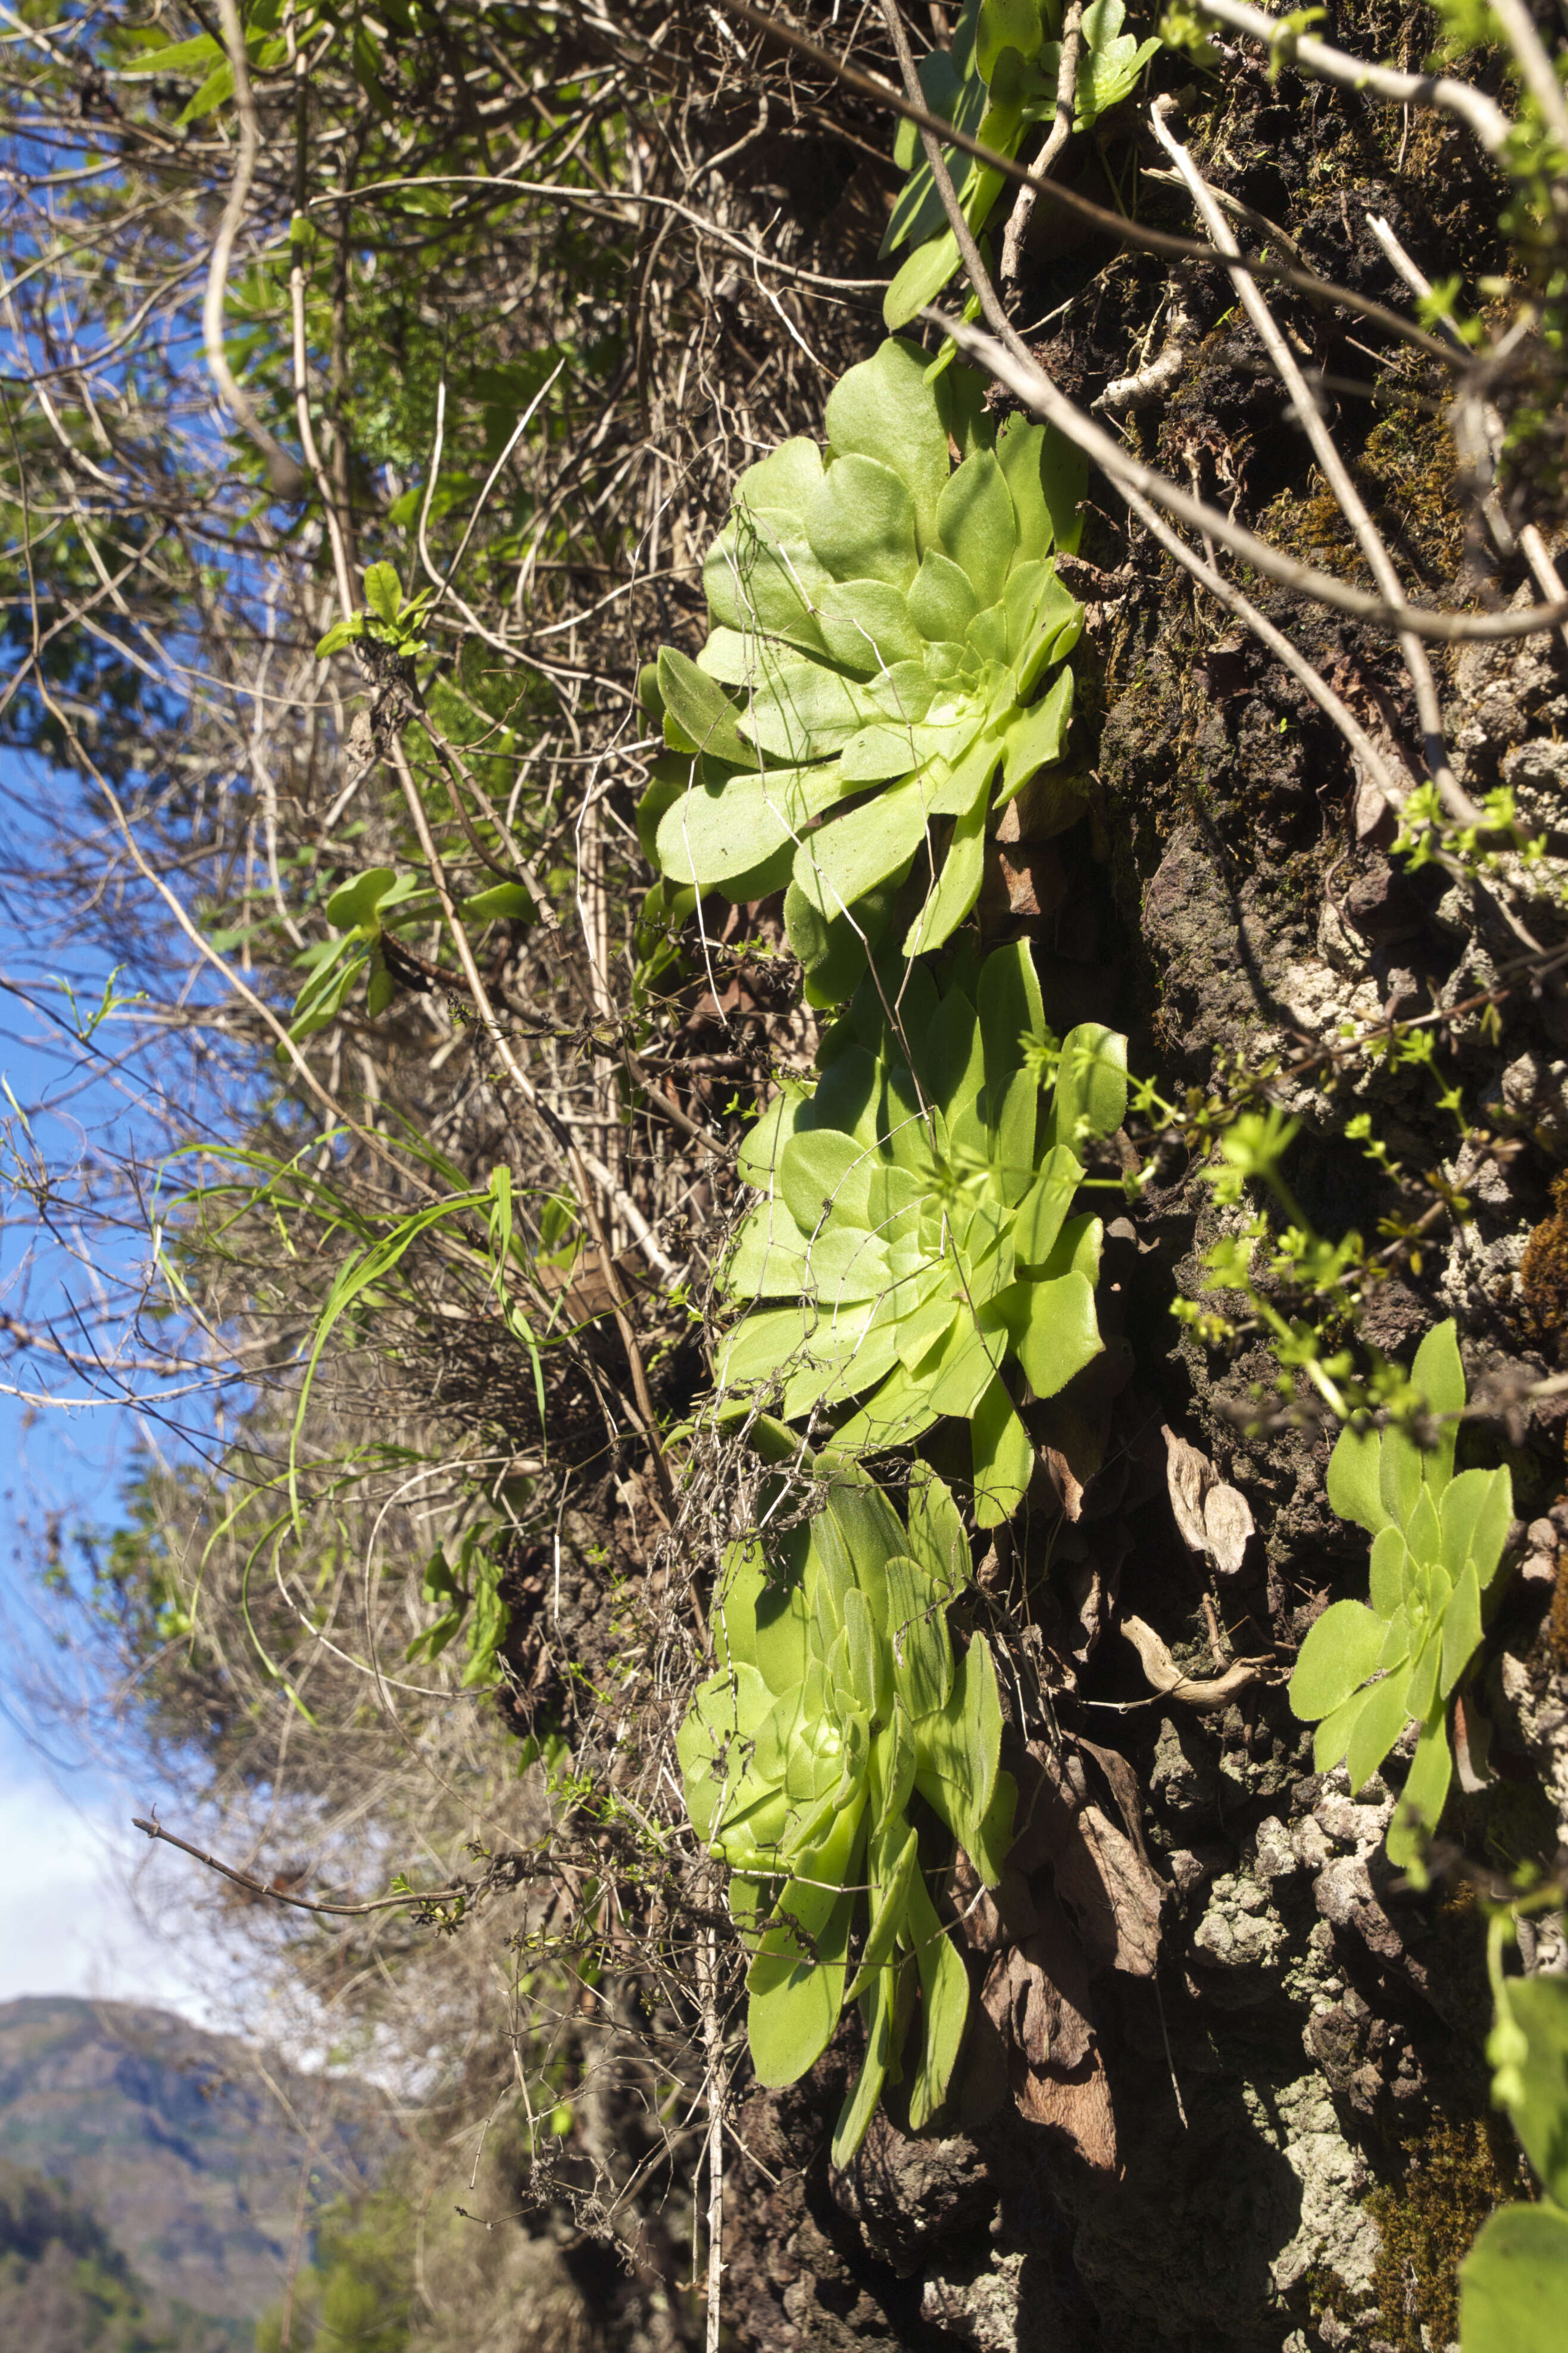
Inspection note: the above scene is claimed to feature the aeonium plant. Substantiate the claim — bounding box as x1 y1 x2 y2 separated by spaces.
1288 1321 1512 1872
880 0 1163 329
716 942 1127 1525
678 1457 1013 2161
642 336 1086 1006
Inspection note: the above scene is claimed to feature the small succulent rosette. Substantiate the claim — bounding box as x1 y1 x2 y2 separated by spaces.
1288 1320 1513 1871
715 942 1127 1524
641 338 1087 1004
678 1460 1012 2158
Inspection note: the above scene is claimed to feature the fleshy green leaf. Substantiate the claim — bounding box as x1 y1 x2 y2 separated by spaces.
1312 1680 1379 1777
1289 1599 1387 1721
1009 1270 1101 1402
824 339 953 553
914 1633 1002 1853
1411 1318 1464 1491
657 646 757 767
1387 1701 1453 1871
1047 1022 1129 1148
936 450 1017 610
1460 2204 1568 2353
806 457 920 589
903 1872 971 2129
1000 666 1075 795
1441 1465 1514 1592
972 1369 1034 1527
1441 1561 1483 1698
832 1963 898 2164
1327 1421 1392 1537
1345 1662 1413 1796
1494 1976 1568 2204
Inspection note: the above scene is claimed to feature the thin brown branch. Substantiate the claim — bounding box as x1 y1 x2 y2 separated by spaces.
132 1814 477 1915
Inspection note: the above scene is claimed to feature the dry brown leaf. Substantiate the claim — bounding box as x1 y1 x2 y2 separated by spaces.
979 1899 1117 2171
1161 1424 1257 1577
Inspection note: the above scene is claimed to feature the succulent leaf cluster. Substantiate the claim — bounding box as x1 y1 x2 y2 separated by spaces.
644 337 1086 1005
1288 1321 1511 1869
882 0 1162 329
717 943 1128 1525
677 1459 1012 2161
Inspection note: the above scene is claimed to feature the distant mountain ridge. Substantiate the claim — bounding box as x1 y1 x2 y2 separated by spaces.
0 1996 389 2339
0 2155 232 2352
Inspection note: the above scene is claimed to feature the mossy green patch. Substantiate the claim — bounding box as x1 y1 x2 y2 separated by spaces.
1367 2119 1535 2353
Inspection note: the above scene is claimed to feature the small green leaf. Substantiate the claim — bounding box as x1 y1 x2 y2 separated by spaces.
136 33 224 73
1459 2201 1568 2353
460 882 536 922
326 866 401 931
365 944 395 1019
904 1872 971 2129
1388 1701 1452 1871
1345 1662 1413 1796
315 615 366 659
1494 1976 1568 2205
1327 1420 1392 1537
177 58 234 121
363 561 404 623
1289 1599 1386 1721
1410 1318 1464 1491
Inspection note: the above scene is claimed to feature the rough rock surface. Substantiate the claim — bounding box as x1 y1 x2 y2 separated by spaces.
714 21 1568 2353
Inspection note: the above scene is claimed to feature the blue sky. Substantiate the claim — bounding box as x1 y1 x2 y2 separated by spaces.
0 766 236 2023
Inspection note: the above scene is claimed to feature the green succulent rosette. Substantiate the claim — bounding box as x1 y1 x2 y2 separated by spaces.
716 942 1127 1525
642 338 1086 1006
880 0 1163 331
1288 1320 1512 1871
677 1458 1013 2159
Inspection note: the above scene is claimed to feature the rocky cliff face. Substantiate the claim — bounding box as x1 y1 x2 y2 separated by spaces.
707 31 1568 2351
0 1998 387 2334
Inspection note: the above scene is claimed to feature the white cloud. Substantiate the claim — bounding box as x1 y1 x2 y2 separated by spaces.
0 1770 236 2027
